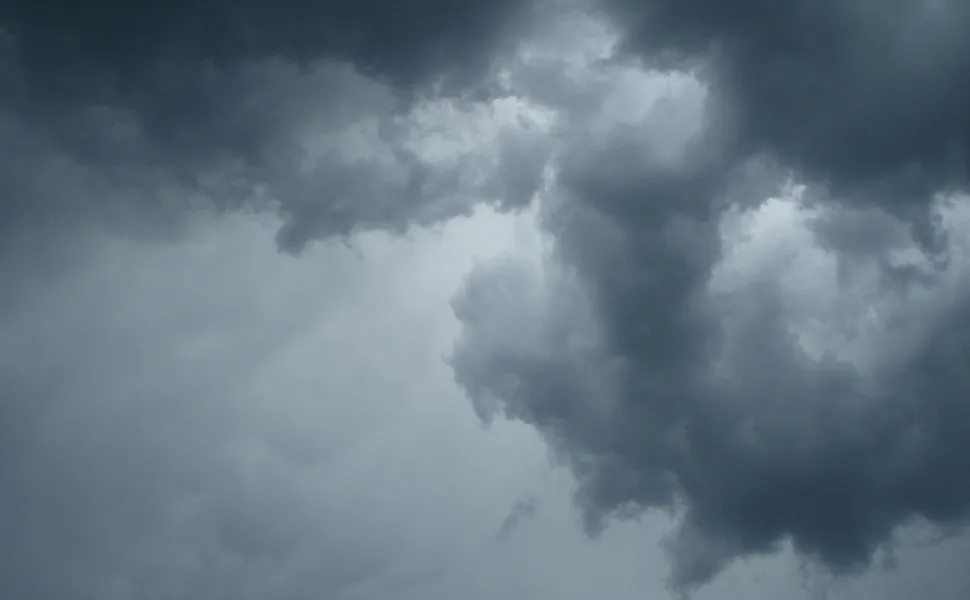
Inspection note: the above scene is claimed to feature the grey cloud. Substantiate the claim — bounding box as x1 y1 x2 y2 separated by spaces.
496 497 539 541
0 13 556 595
451 3 970 593
2 0 532 93
0 0 551 260
8 0 970 598
599 0 970 229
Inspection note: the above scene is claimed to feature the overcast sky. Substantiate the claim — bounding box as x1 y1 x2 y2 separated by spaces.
3 1 970 599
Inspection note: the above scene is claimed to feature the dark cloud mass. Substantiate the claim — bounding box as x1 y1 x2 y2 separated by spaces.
6 0 970 598
0 0 547 257
0 3 550 598
452 0 970 593
603 0 970 232
3 0 527 87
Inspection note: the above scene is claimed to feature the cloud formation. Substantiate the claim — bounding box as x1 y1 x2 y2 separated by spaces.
5 0 970 597
451 1 970 592
604 0 970 249
0 0 551 257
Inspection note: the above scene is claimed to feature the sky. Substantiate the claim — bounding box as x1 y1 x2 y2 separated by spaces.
2 1 970 599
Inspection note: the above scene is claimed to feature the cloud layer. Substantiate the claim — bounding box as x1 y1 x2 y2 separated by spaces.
451 1 970 591
0 212 558 600
5 0 970 598
0 0 552 257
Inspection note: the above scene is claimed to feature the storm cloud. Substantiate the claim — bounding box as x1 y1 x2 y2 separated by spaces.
604 0 970 196
451 0 970 593
0 0 552 258
5 0 970 598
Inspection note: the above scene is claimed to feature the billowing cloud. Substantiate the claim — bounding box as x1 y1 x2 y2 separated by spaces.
3 0 532 90
6 0 970 598
451 2 970 593
602 0 970 216
0 0 553 259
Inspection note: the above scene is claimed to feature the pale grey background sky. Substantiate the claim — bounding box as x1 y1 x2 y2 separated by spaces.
3 1 970 598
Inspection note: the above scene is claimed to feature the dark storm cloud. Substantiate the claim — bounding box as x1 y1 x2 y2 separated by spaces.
452 0 970 593
0 5 559 599
0 0 547 256
2 0 529 91
599 0 970 239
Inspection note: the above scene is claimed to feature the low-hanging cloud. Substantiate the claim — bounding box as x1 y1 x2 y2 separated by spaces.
451 0 970 593
0 0 552 260
6 0 970 597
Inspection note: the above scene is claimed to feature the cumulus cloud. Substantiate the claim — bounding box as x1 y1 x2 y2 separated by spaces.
0 0 553 259
0 4 562 599
6 0 970 598
451 1 970 593
604 0 970 196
